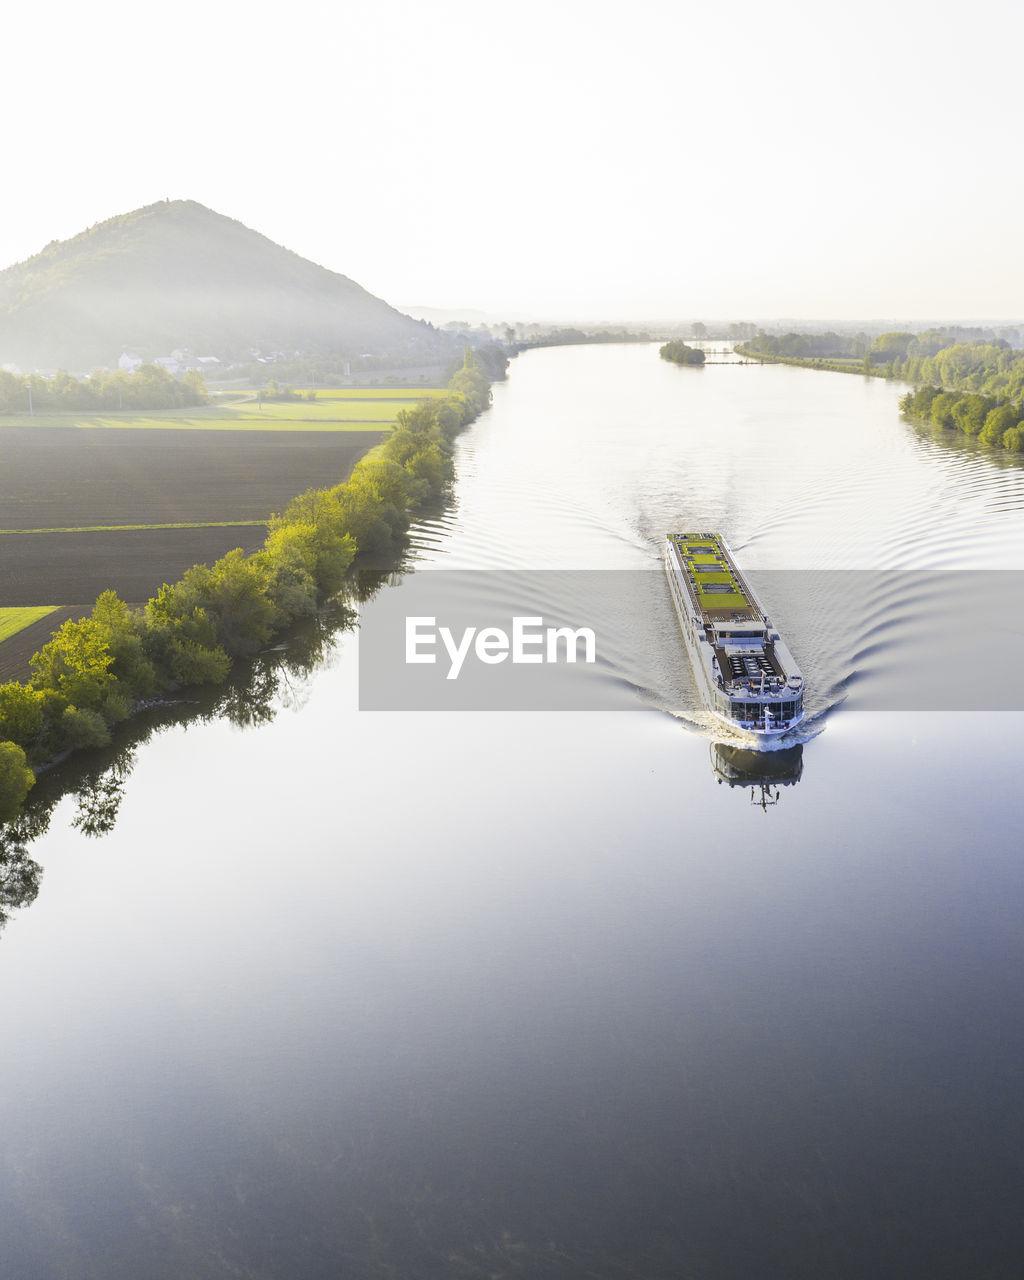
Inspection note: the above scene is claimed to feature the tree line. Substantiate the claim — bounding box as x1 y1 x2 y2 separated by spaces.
659 340 706 367
737 329 1024 453
898 385 1024 451
0 350 494 823
0 364 208 414
740 326 1024 373
261 380 317 402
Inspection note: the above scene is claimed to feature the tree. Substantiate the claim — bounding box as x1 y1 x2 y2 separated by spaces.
929 393 960 429
394 401 444 438
979 404 1018 445
259 524 321 621
951 394 988 436
0 742 35 822
144 575 231 683
168 638 231 685
870 332 915 363
30 618 115 710
660 340 706 367
269 492 357 595
60 706 111 750
0 683 45 748
348 457 413 511
691 322 707 340
333 480 404 559
91 589 158 698
204 549 280 655
183 368 208 403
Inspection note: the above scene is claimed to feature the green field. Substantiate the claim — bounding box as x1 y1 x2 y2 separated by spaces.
0 521 266 536
0 606 58 643
286 388 448 400
0 387 445 432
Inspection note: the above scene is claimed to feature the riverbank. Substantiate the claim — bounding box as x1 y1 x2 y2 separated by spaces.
736 345 873 377
0 351 499 823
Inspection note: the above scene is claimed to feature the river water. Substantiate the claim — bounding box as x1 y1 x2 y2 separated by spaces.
2 344 1024 1278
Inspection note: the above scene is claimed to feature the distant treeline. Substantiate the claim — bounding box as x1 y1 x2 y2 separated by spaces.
510 327 651 351
659 340 706 367
898 385 1024 451
446 344 509 381
740 331 866 361
738 329 1024 453
740 326 1023 366
0 350 493 822
261 380 318 402
223 343 510 392
0 364 208 414
739 329 1024 395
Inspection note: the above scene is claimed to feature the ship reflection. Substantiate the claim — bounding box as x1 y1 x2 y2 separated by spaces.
710 742 803 810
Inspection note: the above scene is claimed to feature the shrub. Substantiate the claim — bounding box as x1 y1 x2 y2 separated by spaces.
60 706 111 750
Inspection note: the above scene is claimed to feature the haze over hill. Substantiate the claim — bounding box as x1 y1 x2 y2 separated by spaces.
0 200 445 372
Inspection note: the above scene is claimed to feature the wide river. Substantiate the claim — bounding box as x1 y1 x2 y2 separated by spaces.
3 344 1024 1278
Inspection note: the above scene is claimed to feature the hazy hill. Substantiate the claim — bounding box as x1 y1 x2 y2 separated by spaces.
0 200 443 371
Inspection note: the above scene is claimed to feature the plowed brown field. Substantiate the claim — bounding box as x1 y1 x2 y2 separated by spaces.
0 425 384 679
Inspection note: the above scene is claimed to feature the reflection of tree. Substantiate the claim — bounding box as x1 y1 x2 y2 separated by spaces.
0 590 361 931
212 602 359 729
288 602 354 673
72 751 136 838
0 833 42 933
3 796 55 847
353 568 395 603
215 658 281 729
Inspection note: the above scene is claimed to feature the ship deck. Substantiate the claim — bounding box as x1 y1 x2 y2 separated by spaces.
667 532 763 625
714 642 785 685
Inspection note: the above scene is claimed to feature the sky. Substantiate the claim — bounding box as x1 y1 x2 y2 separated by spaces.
2 0 1021 324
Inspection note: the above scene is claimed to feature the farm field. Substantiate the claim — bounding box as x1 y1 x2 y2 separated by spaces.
0 422 389 677
0 526 269 607
0 388 448 431
0 606 58 643
291 388 448 399
0 427 385 530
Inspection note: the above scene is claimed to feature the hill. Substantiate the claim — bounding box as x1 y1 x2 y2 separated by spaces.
0 200 446 371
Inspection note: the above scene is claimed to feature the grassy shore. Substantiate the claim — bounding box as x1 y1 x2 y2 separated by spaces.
736 348 874 377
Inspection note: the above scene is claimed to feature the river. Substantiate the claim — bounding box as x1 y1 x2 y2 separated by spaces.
2 343 1024 1278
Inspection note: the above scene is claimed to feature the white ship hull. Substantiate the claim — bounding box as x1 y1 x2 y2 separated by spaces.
664 533 804 740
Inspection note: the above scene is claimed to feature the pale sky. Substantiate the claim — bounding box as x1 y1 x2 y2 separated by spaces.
3 0 1021 323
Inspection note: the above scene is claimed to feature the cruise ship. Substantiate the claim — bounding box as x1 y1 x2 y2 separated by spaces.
664 532 803 737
